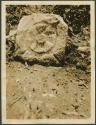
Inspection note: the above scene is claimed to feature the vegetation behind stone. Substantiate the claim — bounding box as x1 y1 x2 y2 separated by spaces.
6 5 90 71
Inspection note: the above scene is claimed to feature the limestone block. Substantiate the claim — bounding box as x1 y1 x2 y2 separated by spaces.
15 13 68 65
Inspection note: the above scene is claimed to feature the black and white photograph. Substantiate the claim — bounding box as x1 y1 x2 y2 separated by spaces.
1 0 95 124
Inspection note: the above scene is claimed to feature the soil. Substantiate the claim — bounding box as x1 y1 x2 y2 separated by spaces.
6 5 91 120
6 61 90 119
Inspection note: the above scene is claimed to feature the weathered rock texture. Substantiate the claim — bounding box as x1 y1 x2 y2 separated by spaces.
15 13 68 65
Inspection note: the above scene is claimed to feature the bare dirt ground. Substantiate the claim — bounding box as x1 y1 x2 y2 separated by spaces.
6 5 91 120
6 61 90 119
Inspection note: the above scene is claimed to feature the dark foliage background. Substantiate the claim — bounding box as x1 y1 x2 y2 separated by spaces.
6 5 90 71
6 5 90 35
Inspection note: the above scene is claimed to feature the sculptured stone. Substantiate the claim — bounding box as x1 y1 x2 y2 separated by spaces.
15 13 68 66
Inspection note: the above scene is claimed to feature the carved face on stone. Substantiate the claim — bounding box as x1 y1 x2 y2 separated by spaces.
16 14 68 65
20 22 57 54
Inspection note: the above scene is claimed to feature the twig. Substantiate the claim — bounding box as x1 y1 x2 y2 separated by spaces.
9 95 23 107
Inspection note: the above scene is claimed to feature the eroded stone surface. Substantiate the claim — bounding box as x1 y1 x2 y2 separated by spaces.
15 13 68 65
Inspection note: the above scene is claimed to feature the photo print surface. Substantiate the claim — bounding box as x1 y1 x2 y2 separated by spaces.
1 1 95 124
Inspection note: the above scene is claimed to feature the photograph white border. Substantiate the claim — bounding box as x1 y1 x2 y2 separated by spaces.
1 1 95 124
